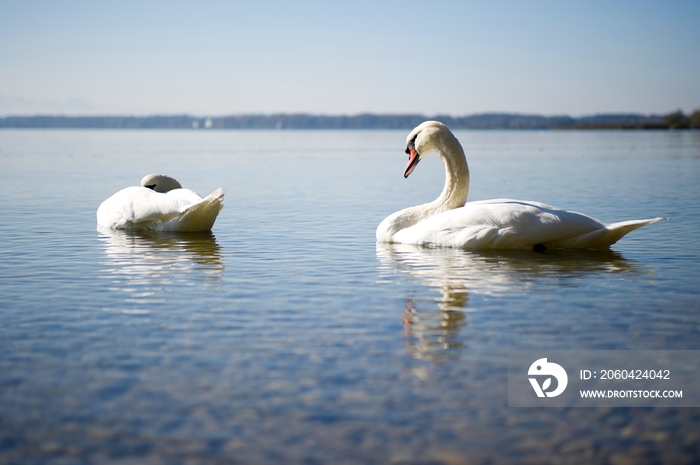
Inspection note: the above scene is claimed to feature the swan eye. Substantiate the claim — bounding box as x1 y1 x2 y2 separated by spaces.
406 135 418 155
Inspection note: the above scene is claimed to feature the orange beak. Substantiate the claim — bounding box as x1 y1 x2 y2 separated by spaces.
403 147 421 178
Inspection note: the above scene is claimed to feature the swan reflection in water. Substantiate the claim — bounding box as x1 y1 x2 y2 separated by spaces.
97 227 224 311
377 243 647 362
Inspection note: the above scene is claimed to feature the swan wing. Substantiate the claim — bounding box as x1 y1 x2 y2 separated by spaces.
391 199 659 250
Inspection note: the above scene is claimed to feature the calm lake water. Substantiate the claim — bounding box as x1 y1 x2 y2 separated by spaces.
1 129 699 464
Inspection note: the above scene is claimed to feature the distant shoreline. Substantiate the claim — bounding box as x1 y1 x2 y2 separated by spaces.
0 112 697 130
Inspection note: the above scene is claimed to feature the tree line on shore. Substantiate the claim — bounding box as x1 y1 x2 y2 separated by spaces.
1 109 698 130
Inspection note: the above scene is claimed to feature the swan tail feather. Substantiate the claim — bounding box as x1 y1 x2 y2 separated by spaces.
165 188 225 232
548 217 663 249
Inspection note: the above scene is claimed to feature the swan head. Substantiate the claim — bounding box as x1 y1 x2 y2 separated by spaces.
141 174 183 193
403 121 450 178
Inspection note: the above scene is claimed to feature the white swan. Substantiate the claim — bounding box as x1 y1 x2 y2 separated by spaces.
97 174 224 232
376 121 662 250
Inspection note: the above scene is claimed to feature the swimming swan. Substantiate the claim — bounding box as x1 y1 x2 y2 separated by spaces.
376 121 662 250
97 174 224 232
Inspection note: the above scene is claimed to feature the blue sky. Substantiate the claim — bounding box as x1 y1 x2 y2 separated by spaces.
1 0 698 116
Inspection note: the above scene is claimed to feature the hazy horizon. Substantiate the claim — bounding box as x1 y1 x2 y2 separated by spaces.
1 1 698 117
0 108 684 118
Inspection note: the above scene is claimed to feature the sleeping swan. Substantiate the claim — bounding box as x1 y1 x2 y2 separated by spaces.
97 174 224 232
376 121 662 250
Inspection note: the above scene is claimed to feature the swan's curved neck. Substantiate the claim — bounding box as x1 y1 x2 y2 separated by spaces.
376 129 470 242
432 131 470 212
